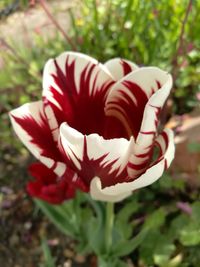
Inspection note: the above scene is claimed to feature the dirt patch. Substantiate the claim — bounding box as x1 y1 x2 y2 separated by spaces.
0 0 74 69
0 0 73 41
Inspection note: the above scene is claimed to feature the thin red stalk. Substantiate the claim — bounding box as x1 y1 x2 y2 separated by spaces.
0 38 29 67
172 0 193 80
161 0 193 125
39 0 77 51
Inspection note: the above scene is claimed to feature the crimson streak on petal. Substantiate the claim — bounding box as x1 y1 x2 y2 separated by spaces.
106 81 149 139
11 112 61 161
10 52 174 203
45 55 114 137
153 130 169 167
60 136 128 188
121 60 133 76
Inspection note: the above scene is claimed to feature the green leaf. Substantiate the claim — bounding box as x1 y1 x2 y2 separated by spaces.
116 198 139 224
35 199 78 239
115 198 139 240
168 213 189 240
187 143 200 153
158 173 185 191
75 195 105 255
98 256 127 267
41 239 56 267
191 201 200 221
179 225 200 246
179 208 200 246
143 208 166 229
86 216 105 255
112 228 149 257
139 230 175 266
169 202 200 246
154 238 176 266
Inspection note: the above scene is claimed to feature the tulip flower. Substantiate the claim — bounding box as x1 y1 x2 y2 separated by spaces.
10 52 175 204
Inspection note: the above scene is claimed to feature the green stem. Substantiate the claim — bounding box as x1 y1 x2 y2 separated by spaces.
105 202 114 253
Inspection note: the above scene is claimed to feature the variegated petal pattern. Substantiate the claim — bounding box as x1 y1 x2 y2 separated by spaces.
90 129 175 202
10 51 175 203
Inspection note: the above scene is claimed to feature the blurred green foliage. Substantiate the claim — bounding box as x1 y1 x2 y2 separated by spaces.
0 0 200 266
0 0 15 9
71 0 200 113
1 0 200 151
1 0 200 149
0 0 31 18
36 174 200 267
40 239 56 267
0 0 34 10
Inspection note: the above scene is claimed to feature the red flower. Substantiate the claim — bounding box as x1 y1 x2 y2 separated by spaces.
27 163 86 204
10 52 175 203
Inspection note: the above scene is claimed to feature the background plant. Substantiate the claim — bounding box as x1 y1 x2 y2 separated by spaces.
0 0 200 266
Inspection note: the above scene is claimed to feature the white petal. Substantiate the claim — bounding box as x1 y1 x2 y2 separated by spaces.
59 122 134 175
90 129 175 202
9 101 65 176
44 103 59 142
90 177 132 202
137 72 173 146
10 101 47 159
43 51 114 111
105 67 172 141
127 70 172 178
104 58 139 80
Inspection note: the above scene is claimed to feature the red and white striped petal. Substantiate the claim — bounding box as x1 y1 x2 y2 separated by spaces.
105 67 172 140
59 123 134 188
9 101 66 176
104 58 139 81
90 129 175 202
43 102 59 143
127 71 172 178
43 51 115 137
